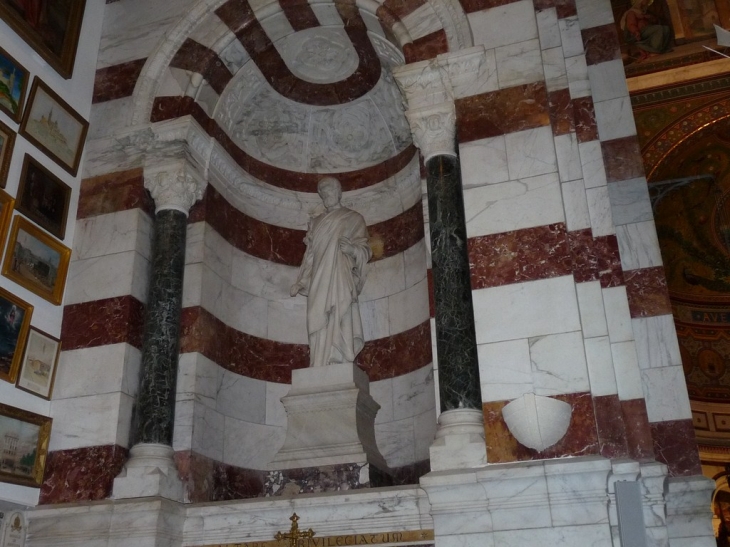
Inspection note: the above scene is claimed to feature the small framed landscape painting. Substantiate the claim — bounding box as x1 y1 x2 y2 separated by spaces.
17 154 71 239
0 285 32 383
20 78 88 176
0 402 51 487
0 45 29 123
0 120 16 187
0 0 86 79
16 327 60 399
2 216 70 305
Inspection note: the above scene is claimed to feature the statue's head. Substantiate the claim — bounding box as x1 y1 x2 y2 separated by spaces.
318 177 342 209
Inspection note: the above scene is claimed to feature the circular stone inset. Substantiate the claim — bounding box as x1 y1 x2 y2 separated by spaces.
281 27 359 84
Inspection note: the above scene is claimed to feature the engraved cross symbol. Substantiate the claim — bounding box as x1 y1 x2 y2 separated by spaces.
275 513 315 547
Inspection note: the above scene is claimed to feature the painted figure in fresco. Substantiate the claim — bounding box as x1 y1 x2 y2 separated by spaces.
290 177 371 367
620 0 672 59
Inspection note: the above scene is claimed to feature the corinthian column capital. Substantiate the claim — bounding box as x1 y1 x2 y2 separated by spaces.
405 101 457 162
144 160 206 215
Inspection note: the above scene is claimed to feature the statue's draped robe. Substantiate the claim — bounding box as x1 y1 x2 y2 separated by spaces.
295 207 371 367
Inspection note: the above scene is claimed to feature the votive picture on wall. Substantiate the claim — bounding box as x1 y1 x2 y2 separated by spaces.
0 287 32 383
0 45 29 122
0 403 50 486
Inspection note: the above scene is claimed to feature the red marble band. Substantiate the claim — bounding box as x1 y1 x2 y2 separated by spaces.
650 418 702 477
403 30 449 63
93 59 146 104
620 397 655 461
468 224 624 290
170 39 233 95
624 266 672 318
593 394 629 458
279 0 320 31
180 306 432 383
62 295 145 351
215 0 381 106
581 24 622 66
532 0 577 18
77 169 154 220
456 83 550 143
601 136 645 183
460 0 523 11
548 89 599 143
150 96 417 193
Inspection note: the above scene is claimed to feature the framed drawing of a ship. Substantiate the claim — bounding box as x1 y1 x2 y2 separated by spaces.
0 0 87 79
19 77 88 176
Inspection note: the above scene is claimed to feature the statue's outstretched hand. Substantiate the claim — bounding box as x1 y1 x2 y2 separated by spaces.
290 282 303 297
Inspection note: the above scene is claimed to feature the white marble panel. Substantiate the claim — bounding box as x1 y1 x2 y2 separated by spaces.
361 10 385 38
559 17 584 57
176 352 221 406
561 179 591 231
370 377 394 425
73 209 152 261
641 365 692 423
186 222 205 265
173 398 194 452
401 3 442 40
594 97 637 141
219 36 251 74
536 8 561 50
436 533 495 547
216 369 267 423
607 177 653 226
182 262 203 308
632 315 682 370
360 297 390 340
616 220 663 271
575 0 615 29
473 276 581 344
218 279 270 340
465 172 563 238
602 286 633 343
195 81 220 118
310 2 342 26
204 225 233 283
453 48 500 98
587 60 629 102
478 339 533 402
267 297 309 344
392 364 435 421
223 417 285 469
469 0 538 50
576 281 608 338
495 39 543 88
360 254 406 301
460 136 509 188
231 250 298 300
542 46 568 92
584 336 617 396
565 54 591 98
403 239 428 287
88 98 135 140
192 403 225 461
578 140 608 189
555 133 582 182
610 340 645 401
586 185 615 237
375 417 416 468
188 11 232 51
66 251 149 305
54 344 141 400
530 331 589 395
544 461 611 527
388 278 430 334
260 11 293 45
505 126 558 180
413 407 437 460
49 392 132 451
265 381 289 427
493 522 612 545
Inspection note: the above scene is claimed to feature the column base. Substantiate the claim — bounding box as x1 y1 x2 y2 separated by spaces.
268 363 387 471
429 408 487 471
113 443 185 502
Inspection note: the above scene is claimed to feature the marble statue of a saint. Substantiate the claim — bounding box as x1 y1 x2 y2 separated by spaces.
290 177 371 367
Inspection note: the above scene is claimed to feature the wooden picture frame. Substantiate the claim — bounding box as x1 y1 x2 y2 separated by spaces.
0 188 15 248
0 0 86 79
20 78 88 176
0 45 29 123
0 285 32 383
16 327 60 399
0 402 51 487
2 216 71 305
0 120 16 188
16 154 71 239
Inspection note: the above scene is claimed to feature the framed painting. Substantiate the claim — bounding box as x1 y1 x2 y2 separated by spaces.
0 120 16 187
0 188 15 247
19 78 88 176
0 45 29 122
2 216 70 305
0 402 51 487
0 0 86 79
16 327 60 399
16 154 71 239
0 285 32 383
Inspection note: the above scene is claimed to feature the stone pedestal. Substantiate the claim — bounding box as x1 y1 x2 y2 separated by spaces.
113 443 184 501
269 363 387 471
429 408 487 471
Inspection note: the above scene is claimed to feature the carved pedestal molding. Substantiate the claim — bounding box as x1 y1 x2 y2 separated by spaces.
144 159 206 215
113 444 185 501
430 409 486 471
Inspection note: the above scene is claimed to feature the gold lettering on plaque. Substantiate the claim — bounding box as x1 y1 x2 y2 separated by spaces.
201 529 434 547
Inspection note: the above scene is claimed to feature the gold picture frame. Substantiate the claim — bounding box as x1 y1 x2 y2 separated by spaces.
0 402 51 487
0 285 32 383
16 327 60 400
2 216 71 305
19 79 89 176
0 123 15 189
0 0 87 79
0 44 30 123
16 155 71 239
